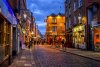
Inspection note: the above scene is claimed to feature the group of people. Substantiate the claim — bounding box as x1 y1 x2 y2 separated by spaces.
48 38 66 49
24 39 46 49
24 38 66 49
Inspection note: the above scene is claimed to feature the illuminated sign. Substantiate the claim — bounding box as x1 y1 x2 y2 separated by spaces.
0 0 17 24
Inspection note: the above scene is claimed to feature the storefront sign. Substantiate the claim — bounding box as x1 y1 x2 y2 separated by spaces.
0 0 17 24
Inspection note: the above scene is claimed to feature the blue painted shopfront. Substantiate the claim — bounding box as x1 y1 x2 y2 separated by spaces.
0 0 17 24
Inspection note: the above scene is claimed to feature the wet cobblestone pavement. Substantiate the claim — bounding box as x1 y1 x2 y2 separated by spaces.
34 45 100 67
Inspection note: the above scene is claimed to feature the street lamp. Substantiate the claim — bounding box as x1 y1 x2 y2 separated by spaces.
78 14 82 23
82 17 86 24
23 13 27 19
78 13 81 19
31 31 34 35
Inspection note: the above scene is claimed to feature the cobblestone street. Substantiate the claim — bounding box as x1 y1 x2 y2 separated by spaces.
33 45 100 67
0 0 100 67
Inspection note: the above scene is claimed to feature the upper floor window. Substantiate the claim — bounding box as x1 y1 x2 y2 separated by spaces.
78 0 83 8
74 1 77 11
68 0 71 4
52 18 56 23
74 16 76 24
52 26 57 32
69 18 71 28
69 7 71 15
65 7 68 16
66 21 69 29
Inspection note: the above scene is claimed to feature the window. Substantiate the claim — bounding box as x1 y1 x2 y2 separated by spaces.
96 34 99 39
52 26 57 32
67 21 69 29
74 16 76 24
93 5 98 13
66 21 69 29
0 21 4 46
68 0 71 4
4 21 11 56
66 8 69 16
78 0 83 8
69 7 71 15
52 18 56 23
74 1 77 11
69 18 71 28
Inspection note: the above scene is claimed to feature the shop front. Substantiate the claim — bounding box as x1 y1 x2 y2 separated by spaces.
94 27 100 51
0 14 11 67
73 25 86 49
0 0 17 66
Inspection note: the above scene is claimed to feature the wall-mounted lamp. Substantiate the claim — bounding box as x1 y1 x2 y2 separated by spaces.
78 16 82 20
31 31 34 35
23 13 27 19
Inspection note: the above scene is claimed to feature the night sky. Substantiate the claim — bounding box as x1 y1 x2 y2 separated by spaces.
26 0 65 35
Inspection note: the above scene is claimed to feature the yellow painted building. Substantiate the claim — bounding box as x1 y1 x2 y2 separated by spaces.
45 13 65 43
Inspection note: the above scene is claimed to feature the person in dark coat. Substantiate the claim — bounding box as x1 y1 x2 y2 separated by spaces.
28 40 32 49
62 39 65 49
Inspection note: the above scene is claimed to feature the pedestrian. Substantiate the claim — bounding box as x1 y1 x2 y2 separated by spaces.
34 41 36 45
62 39 65 50
28 40 32 49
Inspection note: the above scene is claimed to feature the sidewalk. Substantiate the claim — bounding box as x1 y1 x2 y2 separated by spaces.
9 48 36 67
45 45 100 61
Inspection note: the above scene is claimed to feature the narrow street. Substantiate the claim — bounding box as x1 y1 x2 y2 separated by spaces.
0 0 100 67
33 45 100 67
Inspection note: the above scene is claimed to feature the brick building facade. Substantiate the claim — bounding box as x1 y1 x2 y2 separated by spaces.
65 0 100 50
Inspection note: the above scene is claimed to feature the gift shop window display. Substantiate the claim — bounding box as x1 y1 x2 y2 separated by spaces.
94 28 100 51
73 25 85 49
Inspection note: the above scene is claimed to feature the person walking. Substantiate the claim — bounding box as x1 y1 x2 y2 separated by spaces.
62 39 65 50
28 40 33 49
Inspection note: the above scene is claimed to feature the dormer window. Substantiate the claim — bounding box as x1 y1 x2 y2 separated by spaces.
52 17 56 23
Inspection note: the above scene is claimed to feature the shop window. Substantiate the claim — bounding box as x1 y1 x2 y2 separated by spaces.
4 22 11 56
96 34 99 39
0 21 4 46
